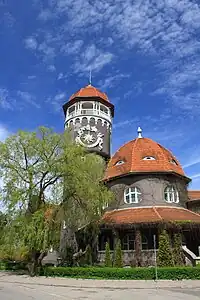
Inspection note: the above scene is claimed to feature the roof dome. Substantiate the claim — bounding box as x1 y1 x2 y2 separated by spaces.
69 84 109 102
105 130 187 181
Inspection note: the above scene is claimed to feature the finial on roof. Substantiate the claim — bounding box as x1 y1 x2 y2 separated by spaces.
137 126 142 138
89 69 92 85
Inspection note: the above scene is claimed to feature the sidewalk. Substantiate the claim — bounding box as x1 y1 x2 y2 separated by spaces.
0 272 200 289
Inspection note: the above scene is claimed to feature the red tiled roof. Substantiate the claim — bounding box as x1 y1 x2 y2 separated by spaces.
187 190 200 202
69 84 109 102
101 206 200 225
104 137 187 180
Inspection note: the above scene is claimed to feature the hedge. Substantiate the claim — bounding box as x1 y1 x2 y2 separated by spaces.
0 260 27 271
42 266 200 280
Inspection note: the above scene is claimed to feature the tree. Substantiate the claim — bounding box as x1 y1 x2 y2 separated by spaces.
84 244 93 266
158 230 174 267
104 242 112 267
0 127 113 275
59 150 113 264
173 233 185 266
135 230 142 267
113 239 123 268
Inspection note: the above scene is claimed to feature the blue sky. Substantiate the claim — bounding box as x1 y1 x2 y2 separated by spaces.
1 0 200 189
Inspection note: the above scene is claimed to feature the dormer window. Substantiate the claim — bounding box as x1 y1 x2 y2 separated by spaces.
143 156 156 160
170 159 178 165
115 160 125 166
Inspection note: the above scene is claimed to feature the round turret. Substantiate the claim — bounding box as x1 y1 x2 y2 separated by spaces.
63 84 114 159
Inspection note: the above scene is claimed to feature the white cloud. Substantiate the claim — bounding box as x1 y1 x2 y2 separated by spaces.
17 91 40 109
61 40 84 55
190 173 200 180
48 64 56 72
74 44 114 74
47 92 66 112
38 9 54 21
24 36 38 50
0 88 12 110
38 42 55 61
54 93 65 101
27 75 36 80
99 73 130 89
25 0 200 114
113 117 139 129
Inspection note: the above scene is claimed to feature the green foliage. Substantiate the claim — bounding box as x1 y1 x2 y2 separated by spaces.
173 233 185 266
42 266 200 280
158 230 174 267
104 242 112 267
0 260 27 271
84 245 93 266
0 126 114 275
113 239 123 268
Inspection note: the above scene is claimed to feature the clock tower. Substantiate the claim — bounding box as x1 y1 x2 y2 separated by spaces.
63 84 114 159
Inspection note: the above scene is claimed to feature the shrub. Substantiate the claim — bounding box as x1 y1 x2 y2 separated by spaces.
42 266 200 280
113 239 123 268
104 242 112 267
0 260 27 271
158 230 174 267
173 233 185 266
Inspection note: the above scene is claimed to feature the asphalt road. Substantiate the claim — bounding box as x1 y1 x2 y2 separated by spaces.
0 273 200 300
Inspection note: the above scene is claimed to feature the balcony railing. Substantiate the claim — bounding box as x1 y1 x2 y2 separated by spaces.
66 109 111 122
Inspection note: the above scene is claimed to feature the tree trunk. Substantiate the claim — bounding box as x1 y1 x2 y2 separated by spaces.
27 251 46 277
59 222 78 265
135 229 142 267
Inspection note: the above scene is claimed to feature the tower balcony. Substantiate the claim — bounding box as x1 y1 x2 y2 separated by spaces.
66 109 112 123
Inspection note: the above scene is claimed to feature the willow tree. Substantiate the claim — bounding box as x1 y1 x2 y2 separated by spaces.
0 127 113 275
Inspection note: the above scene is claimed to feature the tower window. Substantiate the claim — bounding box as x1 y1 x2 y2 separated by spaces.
68 105 75 114
82 102 93 109
164 186 179 203
143 156 156 160
124 187 142 204
100 105 108 114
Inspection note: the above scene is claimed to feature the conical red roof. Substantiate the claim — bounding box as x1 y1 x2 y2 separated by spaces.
69 84 109 102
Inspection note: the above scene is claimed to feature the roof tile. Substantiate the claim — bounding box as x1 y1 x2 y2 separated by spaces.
102 206 200 224
104 138 186 180
188 190 200 201
69 84 109 102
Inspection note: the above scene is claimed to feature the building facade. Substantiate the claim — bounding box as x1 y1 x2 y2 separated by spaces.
63 84 200 266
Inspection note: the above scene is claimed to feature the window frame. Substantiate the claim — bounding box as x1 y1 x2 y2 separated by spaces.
164 185 179 203
124 186 142 204
122 233 149 250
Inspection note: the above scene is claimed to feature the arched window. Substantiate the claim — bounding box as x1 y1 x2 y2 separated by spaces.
124 187 142 204
164 186 179 203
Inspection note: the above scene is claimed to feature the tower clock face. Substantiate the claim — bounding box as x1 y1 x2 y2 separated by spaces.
75 124 104 150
